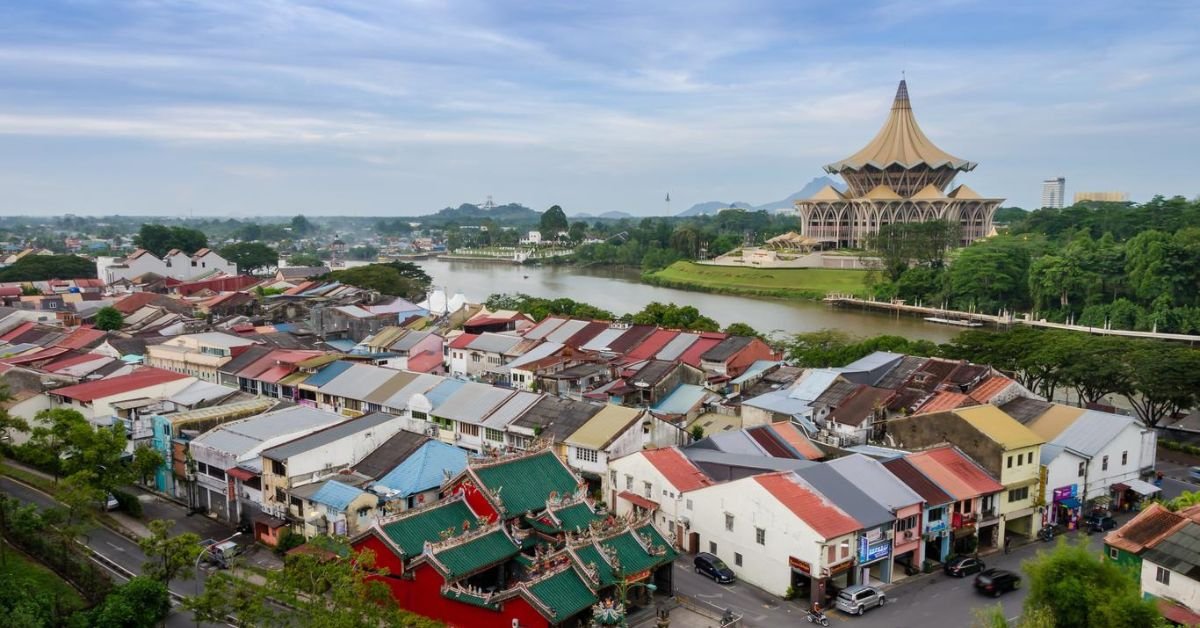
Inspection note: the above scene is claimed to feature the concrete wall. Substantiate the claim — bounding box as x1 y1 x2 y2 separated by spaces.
1142 559 1200 612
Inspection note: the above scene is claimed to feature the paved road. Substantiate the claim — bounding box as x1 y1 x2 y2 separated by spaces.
1 476 222 627
673 524 1114 628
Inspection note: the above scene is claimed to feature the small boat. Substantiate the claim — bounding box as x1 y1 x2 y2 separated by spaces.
925 316 983 328
522 275 529 279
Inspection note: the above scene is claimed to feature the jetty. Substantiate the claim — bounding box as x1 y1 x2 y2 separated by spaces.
823 294 1200 344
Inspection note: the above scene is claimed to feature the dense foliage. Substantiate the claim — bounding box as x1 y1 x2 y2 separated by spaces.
1021 540 1164 627
93 306 124 331
0 254 97 281
787 330 939 368
132 224 208 257
325 261 432 301
219 241 279 274
485 293 615 321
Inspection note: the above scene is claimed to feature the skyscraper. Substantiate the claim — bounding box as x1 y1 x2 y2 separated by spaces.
794 80 1002 248
1041 177 1066 209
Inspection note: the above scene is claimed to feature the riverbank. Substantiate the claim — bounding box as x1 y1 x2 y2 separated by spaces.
642 261 868 301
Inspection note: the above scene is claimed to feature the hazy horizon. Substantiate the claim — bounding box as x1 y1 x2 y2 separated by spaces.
1 1 1197 217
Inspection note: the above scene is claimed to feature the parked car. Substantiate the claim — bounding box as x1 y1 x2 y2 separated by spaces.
693 552 735 584
1190 467 1200 482
974 568 1021 597
944 556 985 577
1086 515 1118 533
197 539 241 569
834 584 886 615
103 493 119 511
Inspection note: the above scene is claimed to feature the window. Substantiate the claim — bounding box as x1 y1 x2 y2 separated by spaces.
896 515 918 532
734 553 743 567
271 460 286 476
725 513 735 532
1102 455 1109 471
1008 486 1029 503
274 487 285 503
1156 566 1171 585
610 470 617 486
1122 451 1128 466
756 528 766 545
1028 452 1034 465
928 507 944 522
840 539 850 558
411 411 428 421
625 475 633 491
828 545 836 564
686 499 693 511
709 541 718 554
1078 461 1086 477
1109 547 1119 560
432 416 453 430
643 481 652 499
459 423 480 437
576 448 599 463
486 428 504 442
1007 455 1013 469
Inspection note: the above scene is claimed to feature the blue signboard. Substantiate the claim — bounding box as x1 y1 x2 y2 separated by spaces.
859 536 892 563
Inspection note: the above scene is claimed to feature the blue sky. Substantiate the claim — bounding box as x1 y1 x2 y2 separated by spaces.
0 0 1196 216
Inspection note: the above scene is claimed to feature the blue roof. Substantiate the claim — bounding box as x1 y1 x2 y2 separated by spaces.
425 379 466 408
274 323 297 333
652 384 710 415
325 339 359 352
303 361 354 387
743 389 813 416
729 360 779 386
310 480 368 511
374 440 469 498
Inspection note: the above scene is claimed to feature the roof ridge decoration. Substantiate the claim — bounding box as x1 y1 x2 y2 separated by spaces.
372 490 470 529
825 80 976 173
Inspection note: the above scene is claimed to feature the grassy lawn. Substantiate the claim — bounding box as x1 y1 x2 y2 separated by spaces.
1 542 87 614
644 261 867 300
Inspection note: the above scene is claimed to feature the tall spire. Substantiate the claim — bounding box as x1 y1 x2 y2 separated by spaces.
892 79 911 110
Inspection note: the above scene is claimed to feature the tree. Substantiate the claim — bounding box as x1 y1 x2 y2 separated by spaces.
133 224 207 257
287 253 323 267
219 242 278 274
327 264 425 300
540 205 569 239
130 446 165 486
139 519 202 588
629 302 719 331
94 306 124 331
722 322 762 338
1023 539 1165 627
0 384 30 444
690 425 705 441
568 221 587 243
86 576 172 628
1121 344 1200 427
786 329 856 367
290 214 314 236
19 408 91 481
946 236 1038 313
0 255 96 281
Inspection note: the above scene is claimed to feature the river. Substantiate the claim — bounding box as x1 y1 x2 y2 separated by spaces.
415 259 960 343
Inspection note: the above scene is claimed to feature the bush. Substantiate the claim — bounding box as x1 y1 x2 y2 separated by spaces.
274 529 305 556
111 490 143 518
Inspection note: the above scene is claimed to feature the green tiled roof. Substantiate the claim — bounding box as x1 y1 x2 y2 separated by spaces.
554 502 601 533
526 567 597 622
573 545 616 586
637 524 679 562
380 499 476 557
443 589 501 611
473 450 581 517
601 526 676 576
435 529 519 579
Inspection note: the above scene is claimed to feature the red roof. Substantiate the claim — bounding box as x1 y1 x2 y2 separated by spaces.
42 352 111 373
114 292 160 314
0 286 21 297
642 447 714 493
678 335 725 367
906 446 1004 500
57 327 106 350
448 333 479 349
917 391 974 414
407 350 443 374
227 467 258 481
1158 599 1200 626
257 365 294 384
562 321 609 348
617 490 659 511
2 346 70 365
763 422 824 460
50 367 189 402
755 472 860 539
968 376 1014 403
0 321 35 343
624 330 678 361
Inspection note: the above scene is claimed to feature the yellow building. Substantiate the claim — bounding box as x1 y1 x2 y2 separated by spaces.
954 406 1046 540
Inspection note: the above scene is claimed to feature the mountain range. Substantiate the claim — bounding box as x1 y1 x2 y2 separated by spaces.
675 176 846 217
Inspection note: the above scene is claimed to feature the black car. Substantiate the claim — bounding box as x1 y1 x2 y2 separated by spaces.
694 552 736 584
974 569 1021 597
1086 515 1117 533
944 556 985 577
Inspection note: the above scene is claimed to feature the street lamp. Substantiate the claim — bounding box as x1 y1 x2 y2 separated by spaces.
193 531 242 596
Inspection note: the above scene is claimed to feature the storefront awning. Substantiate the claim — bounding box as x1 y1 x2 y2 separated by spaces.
1120 478 1161 496
1058 497 1081 509
617 490 659 511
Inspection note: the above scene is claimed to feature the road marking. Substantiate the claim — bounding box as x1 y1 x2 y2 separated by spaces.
105 541 125 552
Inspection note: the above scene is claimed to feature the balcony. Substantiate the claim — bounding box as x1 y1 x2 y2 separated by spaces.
951 512 977 529
979 507 998 522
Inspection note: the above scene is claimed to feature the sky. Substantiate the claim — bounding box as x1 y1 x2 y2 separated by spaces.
0 1 1197 217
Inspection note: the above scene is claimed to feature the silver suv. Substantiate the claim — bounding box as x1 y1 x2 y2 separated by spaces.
835 584 886 615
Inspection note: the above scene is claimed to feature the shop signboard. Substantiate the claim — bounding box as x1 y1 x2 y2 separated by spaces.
858 536 891 563
1052 484 1078 502
789 556 811 575
926 518 947 535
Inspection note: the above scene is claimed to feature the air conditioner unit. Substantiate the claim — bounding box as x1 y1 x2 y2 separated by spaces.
679 516 691 529
453 433 462 441
426 426 439 437
904 530 914 540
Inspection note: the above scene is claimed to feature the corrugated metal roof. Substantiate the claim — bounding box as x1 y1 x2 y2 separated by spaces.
827 454 922 512
262 411 399 461
168 380 237 406
642 447 714 492
432 383 513 424
481 391 542 429
651 384 710 415
905 445 1004 500
763 422 824 460
379 373 445 409
423 379 465 408
794 463 892 528
842 351 906 374
363 370 420 405
352 430 429 480
882 457 953 506
624 329 678 360
1028 403 1088 440
467 332 523 354
954 405 1045 449
522 317 568 340
789 369 842 402
300 361 353 388
317 364 402 400
655 332 698 361
189 405 345 457
542 319 589 344
310 480 369 511
756 472 861 539
566 404 644 449
374 440 468 497
49 367 190 401
580 327 627 352
1143 522 1200 579
504 341 564 370
729 360 779 386
1049 409 1135 458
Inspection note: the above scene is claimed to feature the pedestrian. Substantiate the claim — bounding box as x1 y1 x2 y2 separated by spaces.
1004 536 1011 554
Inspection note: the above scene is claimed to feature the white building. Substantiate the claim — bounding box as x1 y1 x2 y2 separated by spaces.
1041 177 1066 209
96 248 238 285
1141 522 1200 621
562 404 659 476
687 471 860 601
603 447 715 544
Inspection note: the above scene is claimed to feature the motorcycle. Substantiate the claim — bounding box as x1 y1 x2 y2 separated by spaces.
1039 525 1055 542
806 610 830 627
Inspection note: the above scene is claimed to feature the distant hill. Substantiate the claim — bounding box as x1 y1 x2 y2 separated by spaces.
598 211 634 220
676 177 845 217
420 202 540 225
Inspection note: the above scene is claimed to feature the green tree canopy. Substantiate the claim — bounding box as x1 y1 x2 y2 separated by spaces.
219 242 278 274
139 519 202 588
286 253 324 267
133 224 207 257
86 576 171 628
327 263 430 301
539 205 569 238
0 255 96 281
94 306 124 331
290 214 314 236
628 302 719 332
1022 539 1165 628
